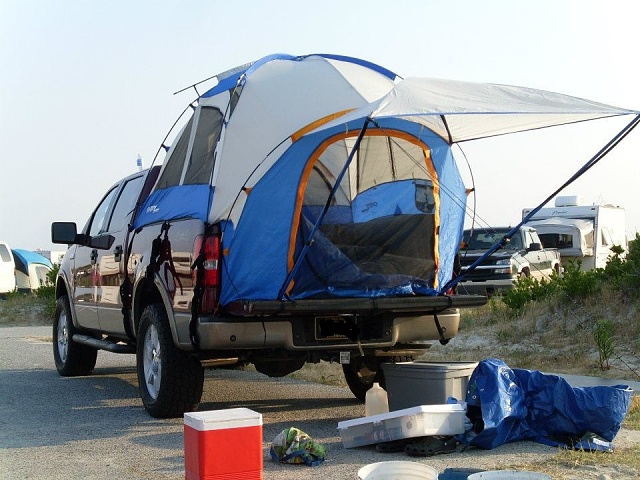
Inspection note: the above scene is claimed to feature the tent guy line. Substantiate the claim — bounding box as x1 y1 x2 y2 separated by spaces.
442 112 640 293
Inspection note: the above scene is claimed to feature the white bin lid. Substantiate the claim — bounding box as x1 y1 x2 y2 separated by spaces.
337 403 464 429
184 408 263 431
394 361 478 371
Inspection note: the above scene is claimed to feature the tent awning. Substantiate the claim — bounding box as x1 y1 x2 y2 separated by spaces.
311 77 639 144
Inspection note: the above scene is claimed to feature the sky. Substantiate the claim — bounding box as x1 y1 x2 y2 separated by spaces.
1 0 639 252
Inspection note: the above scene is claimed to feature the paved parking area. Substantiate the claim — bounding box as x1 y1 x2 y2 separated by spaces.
1 326 637 479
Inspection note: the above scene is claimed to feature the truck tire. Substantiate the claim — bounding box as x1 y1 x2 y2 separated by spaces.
342 355 386 402
136 304 204 418
53 296 98 376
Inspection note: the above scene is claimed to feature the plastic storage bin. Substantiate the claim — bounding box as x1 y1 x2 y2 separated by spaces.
337 404 466 448
184 408 263 480
382 361 478 411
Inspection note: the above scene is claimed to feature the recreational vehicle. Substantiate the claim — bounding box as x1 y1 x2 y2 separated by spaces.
0 241 15 294
523 195 626 270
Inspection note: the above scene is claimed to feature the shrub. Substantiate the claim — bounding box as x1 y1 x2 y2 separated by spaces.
35 263 59 319
557 260 599 298
593 319 616 370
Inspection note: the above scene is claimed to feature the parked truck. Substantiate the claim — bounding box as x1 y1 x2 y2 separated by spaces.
456 226 561 296
50 55 486 418
523 195 627 271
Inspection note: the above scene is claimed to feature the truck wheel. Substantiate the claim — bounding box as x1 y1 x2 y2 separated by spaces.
53 296 98 376
342 355 385 401
136 304 204 418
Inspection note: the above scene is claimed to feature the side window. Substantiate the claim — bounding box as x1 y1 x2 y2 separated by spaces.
106 176 145 233
524 231 535 249
88 187 118 237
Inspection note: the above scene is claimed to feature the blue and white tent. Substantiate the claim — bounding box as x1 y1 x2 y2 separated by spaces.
134 54 638 306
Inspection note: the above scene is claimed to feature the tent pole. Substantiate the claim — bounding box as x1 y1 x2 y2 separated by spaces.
277 118 372 300
440 112 640 294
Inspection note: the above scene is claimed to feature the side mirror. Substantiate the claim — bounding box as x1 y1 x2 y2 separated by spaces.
528 242 542 252
52 222 82 245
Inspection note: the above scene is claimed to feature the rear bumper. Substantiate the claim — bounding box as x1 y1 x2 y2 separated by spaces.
457 278 516 295
194 308 463 351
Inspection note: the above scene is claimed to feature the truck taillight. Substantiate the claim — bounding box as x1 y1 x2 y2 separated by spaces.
193 231 221 314
202 236 220 286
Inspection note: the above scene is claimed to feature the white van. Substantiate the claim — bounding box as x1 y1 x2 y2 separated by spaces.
0 241 16 294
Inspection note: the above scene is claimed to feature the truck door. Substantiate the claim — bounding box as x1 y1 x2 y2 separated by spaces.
72 185 119 331
94 174 145 335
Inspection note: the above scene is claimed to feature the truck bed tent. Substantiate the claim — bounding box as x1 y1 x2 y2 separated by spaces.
526 218 595 258
134 53 639 305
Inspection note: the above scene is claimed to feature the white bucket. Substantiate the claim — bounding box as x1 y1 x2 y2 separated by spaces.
468 471 551 480
357 461 438 480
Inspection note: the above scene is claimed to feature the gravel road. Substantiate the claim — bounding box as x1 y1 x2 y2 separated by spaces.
1 326 638 479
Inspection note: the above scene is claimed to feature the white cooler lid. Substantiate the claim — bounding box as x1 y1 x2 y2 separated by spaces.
184 408 263 431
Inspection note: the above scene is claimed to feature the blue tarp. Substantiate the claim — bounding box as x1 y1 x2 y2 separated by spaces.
464 358 632 450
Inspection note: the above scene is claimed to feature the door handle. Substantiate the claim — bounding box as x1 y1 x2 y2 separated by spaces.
90 249 98 264
114 245 123 262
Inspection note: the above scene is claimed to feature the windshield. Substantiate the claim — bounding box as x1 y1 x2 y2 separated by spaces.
463 229 523 250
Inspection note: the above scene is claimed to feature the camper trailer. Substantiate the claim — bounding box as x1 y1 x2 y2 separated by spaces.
0 241 16 294
523 195 626 270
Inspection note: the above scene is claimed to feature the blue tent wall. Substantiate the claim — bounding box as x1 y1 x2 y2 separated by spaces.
134 184 213 228
220 118 466 304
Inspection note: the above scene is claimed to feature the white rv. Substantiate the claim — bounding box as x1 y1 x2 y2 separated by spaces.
0 241 16 294
523 195 626 271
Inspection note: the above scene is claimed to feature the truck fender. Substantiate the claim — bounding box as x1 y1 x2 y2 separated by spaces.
131 262 187 351
517 263 530 276
55 269 82 329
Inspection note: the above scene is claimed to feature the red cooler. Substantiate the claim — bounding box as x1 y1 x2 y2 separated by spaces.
184 408 263 480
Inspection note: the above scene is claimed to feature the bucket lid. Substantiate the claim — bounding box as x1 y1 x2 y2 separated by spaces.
358 461 438 480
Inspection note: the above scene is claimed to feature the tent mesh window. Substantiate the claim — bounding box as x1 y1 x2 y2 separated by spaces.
184 107 223 185
155 116 194 190
292 133 437 296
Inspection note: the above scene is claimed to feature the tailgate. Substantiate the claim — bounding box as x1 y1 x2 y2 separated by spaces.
227 294 487 316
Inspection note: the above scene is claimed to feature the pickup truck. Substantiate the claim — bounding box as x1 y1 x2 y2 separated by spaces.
51 167 486 418
456 226 561 296
49 54 487 418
